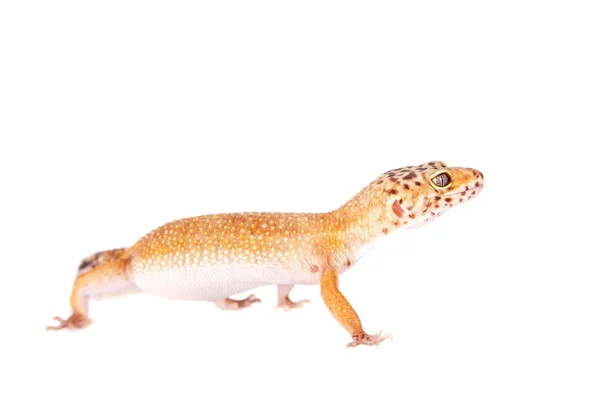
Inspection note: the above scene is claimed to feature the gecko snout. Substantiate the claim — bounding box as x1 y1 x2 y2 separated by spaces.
471 169 484 190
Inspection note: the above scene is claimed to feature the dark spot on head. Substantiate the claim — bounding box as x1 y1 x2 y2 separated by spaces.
430 211 436 216
382 228 389 234
346 259 352 267
403 184 410 190
393 220 400 226
445 197 452 202
435 204 439 208
403 171 417 181
386 189 398 195
428 162 436 166
409 214 416 219
389 177 398 183
459 198 463 202
434 196 441 201
415 181 421 186
398 198 403 204
472 190 477 195
475 182 480 187
377 180 383 184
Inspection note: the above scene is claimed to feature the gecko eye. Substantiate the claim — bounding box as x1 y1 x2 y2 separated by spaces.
430 171 451 189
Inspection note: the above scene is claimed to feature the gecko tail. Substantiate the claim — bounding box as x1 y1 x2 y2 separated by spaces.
77 248 129 275
76 247 140 299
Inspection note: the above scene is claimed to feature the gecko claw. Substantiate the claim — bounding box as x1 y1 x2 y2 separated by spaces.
46 314 93 331
346 330 393 348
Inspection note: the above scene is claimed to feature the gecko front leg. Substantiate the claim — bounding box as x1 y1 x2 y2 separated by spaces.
320 267 392 348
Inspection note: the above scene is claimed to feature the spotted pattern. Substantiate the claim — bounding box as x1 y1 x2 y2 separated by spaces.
128 161 484 277
131 212 344 273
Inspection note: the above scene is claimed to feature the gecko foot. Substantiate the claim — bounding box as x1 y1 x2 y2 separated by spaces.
214 294 261 310
346 330 393 348
46 314 93 331
275 295 310 312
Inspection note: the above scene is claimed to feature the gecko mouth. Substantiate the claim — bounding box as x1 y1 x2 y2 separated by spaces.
449 186 480 197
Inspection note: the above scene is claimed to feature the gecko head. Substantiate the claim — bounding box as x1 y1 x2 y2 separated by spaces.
379 161 484 230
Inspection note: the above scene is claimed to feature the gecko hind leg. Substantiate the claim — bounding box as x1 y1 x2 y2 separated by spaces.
214 294 261 310
275 284 310 311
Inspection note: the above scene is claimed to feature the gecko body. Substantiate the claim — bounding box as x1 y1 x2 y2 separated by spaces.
48 161 484 347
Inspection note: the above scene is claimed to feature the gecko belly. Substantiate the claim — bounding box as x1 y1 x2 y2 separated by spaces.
130 263 319 301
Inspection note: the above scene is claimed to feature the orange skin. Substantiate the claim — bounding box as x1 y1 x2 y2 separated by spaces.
47 161 484 348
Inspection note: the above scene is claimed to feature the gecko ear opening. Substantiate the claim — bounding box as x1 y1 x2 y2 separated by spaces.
392 200 408 220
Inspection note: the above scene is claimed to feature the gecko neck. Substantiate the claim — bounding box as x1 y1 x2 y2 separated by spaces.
330 195 400 255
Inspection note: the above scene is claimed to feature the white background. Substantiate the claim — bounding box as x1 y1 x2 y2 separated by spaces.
1 1 598 399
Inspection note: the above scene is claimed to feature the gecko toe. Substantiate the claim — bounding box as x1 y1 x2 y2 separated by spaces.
241 294 261 307
346 330 393 348
46 317 66 331
276 296 311 312
215 294 262 310
46 314 92 331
